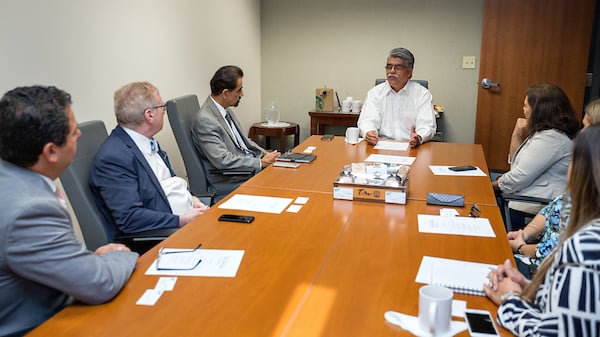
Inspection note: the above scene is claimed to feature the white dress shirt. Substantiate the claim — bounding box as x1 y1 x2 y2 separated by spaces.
357 80 437 142
122 128 193 216
210 96 252 154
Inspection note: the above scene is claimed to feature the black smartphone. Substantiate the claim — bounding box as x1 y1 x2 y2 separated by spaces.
449 165 477 171
218 214 255 223
321 134 335 141
465 309 499 336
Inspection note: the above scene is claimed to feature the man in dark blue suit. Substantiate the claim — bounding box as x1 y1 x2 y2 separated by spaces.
90 82 208 238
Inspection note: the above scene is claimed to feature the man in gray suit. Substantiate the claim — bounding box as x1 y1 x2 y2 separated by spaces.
0 86 138 336
192 65 280 201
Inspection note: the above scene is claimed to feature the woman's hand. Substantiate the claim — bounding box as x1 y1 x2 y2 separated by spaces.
485 259 525 305
507 229 526 253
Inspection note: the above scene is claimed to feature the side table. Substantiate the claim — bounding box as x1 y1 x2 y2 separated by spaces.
248 121 299 152
308 111 359 135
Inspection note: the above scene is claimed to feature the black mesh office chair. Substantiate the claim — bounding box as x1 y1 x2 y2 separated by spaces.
375 79 428 88
166 95 254 205
59 120 176 253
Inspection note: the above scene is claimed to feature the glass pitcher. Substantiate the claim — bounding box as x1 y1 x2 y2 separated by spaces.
264 101 280 125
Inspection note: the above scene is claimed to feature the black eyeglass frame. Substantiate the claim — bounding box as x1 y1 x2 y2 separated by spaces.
384 63 409 71
156 243 203 271
145 104 167 114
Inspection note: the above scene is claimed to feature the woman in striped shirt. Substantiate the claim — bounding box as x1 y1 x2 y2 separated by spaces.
484 124 600 336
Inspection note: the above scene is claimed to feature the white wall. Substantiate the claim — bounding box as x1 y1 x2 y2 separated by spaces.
0 0 261 242
261 0 484 144
0 0 262 178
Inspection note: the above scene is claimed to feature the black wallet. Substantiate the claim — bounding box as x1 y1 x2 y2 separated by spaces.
426 192 465 207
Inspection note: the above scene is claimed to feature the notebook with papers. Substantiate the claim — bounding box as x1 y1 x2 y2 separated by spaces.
415 256 496 296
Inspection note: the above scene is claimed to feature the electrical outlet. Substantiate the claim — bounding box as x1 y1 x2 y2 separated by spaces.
462 56 476 69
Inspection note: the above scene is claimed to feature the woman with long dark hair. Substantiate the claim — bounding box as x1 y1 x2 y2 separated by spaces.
492 83 580 228
485 124 600 336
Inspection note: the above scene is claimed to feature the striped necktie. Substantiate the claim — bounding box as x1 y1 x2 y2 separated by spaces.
225 112 252 155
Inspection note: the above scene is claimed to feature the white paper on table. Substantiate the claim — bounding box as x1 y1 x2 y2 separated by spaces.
440 208 460 217
136 289 163 306
452 300 467 318
428 165 487 176
345 137 364 145
365 154 416 165
304 146 316 153
155 250 202 271
286 204 302 213
145 249 245 277
294 197 309 204
218 194 293 214
155 277 177 291
374 141 409 151
417 214 496 237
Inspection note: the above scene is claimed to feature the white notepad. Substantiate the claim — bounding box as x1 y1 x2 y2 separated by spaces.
415 256 496 296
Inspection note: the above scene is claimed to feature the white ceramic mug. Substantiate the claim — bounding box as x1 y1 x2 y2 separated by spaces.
418 285 453 336
351 100 362 113
345 127 360 144
341 100 352 113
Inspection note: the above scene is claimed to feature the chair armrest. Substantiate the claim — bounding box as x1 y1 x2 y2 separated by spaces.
115 228 178 242
192 191 214 207
209 169 255 176
501 193 552 205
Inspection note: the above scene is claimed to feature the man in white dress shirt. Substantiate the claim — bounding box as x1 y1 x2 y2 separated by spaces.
358 47 437 148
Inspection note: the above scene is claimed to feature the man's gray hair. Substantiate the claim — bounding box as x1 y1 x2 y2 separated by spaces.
389 48 415 69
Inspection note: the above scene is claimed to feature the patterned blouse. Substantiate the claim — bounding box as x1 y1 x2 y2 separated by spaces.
516 195 571 267
497 219 600 336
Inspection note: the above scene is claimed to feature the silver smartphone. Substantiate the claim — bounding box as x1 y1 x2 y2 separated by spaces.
464 309 499 336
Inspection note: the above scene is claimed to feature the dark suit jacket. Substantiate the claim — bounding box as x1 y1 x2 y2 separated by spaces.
191 96 264 200
90 126 179 238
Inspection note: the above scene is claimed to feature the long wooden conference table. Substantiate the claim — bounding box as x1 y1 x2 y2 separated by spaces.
29 136 513 336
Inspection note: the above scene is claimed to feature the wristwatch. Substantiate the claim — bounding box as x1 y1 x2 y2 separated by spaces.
417 135 423 144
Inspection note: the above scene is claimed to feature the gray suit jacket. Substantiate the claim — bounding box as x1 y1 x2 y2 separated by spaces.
498 129 572 214
191 96 264 199
0 159 138 336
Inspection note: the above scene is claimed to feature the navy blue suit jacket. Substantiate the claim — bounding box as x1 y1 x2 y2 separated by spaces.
90 126 179 238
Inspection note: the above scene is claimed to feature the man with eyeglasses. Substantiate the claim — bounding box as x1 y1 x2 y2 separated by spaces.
191 65 280 201
90 82 209 239
357 47 437 148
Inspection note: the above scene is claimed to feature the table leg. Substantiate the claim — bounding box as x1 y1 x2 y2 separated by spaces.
311 118 318 135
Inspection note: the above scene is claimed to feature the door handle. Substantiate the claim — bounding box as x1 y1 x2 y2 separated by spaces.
481 78 500 89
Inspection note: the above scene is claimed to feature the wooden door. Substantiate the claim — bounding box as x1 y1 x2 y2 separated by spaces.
475 0 596 171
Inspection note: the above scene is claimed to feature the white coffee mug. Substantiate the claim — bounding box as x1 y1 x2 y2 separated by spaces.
345 127 360 144
341 100 352 113
418 285 453 336
351 100 362 113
